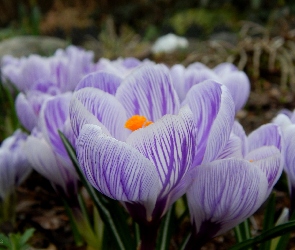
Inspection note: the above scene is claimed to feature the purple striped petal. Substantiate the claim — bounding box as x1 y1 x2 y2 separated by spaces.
75 71 122 94
245 146 283 196
248 124 282 152
116 64 180 122
127 107 197 211
39 93 72 158
217 133 243 159
15 93 38 132
283 125 295 186
182 80 235 165
183 68 219 94
77 124 161 219
170 64 186 102
25 133 78 196
71 88 130 141
187 158 268 238
69 96 111 138
232 121 248 157
18 55 51 91
0 130 31 199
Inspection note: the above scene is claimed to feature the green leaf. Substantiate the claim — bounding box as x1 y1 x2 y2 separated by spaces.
59 131 135 250
230 220 295 250
272 209 295 250
259 193 276 250
0 234 11 247
156 205 174 250
19 228 35 246
234 218 251 244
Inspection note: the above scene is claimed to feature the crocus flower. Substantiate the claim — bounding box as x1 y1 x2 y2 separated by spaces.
185 121 283 249
76 107 197 249
15 91 52 132
1 46 95 93
25 93 78 198
170 62 250 112
273 110 295 214
0 129 31 201
70 63 236 249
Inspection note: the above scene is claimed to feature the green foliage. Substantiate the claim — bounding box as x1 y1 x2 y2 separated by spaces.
169 7 239 36
97 17 150 59
0 228 35 250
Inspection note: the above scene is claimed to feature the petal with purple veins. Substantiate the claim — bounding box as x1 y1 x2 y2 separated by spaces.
15 93 38 132
182 80 235 165
248 124 282 152
245 146 283 196
71 88 130 141
77 124 161 219
75 71 122 94
282 125 295 186
25 134 78 196
127 107 197 205
116 64 180 122
187 158 268 238
39 93 72 159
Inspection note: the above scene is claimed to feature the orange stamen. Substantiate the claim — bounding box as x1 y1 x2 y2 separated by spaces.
249 159 254 162
125 115 153 131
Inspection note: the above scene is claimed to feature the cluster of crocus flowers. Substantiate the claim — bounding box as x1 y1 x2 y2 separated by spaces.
0 45 285 249
68 62 282 248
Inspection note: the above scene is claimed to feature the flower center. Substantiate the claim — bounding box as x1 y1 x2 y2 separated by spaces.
125 115 153 131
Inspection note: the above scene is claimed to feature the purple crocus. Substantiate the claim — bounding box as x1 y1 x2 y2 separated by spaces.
69 63 237 248
0 130 32 201
76 107 197 249
170 62 250 112
185 121 283 249
15 91 52 132
24 93 78 198
1 45 95 93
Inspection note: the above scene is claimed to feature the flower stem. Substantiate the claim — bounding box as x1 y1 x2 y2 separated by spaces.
0 191 16 224
138 221 160 250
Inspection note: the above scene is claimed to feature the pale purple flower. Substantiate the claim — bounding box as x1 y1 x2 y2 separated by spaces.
185 121 283 247
69 63 238 248
0 130 32 200
76 107 197 223
186 159 270 248
1 54 51 92
25 93 78 197
15 91 52 132
70 63 237 225
1 46 95 93
170 62 250 112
